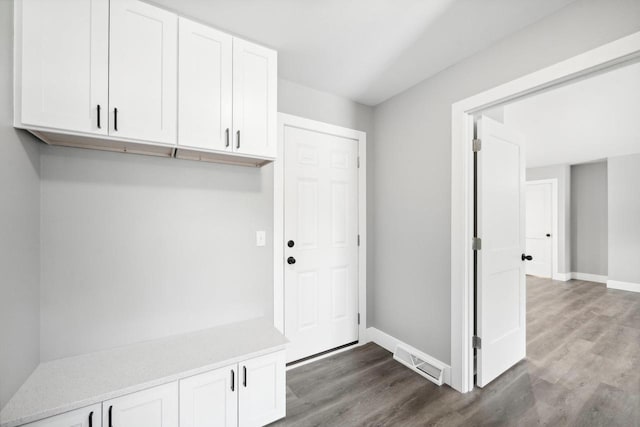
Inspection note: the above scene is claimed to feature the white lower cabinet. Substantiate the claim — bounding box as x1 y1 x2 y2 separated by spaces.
179 351 285 427
23 404 101 427
102 382 178 427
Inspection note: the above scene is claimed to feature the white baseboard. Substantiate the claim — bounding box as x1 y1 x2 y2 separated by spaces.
366 327 451 386
607 280 640 293
553 272 571 281
571 272 607 283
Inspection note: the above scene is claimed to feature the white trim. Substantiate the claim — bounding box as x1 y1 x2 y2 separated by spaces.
367 327 451 386
451 31 640 394
273 113 367 349
607 280 640 293
526 179 559 280
553 272 571 282
571 272 607 283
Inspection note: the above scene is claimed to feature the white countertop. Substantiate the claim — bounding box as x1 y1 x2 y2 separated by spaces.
0 318 288 427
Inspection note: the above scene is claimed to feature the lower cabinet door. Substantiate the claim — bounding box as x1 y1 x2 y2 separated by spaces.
24 404 101 427
179 364 238 427
102 382 178 427
238 351 286 427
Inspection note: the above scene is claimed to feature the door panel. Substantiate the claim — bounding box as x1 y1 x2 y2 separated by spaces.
477 116 526 388
284 125 359 362
18 0 108 134
526 182 553 278
238 352 286 427
103 382 178 427
180 365 237 427
178 17 232 151
24 404 101 427
232 39 277 157
109 0 177 143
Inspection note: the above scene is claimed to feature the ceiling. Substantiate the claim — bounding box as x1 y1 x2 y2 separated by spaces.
149 0 577 106
503 60 640 168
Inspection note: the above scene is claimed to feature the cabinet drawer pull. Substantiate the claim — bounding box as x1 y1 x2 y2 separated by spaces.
97 105 101 129
243 366 247 387
114 108 118 132
231 369 235 391
236 130 241 150
109 405 113 427
225 128 230 148
89 411 93 427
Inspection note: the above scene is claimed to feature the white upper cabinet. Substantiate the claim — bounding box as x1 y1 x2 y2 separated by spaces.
238 351 286 427
16 0 109 134
178 17 233 152
103 382 178 427
232 38 278 158
180 364 238 427
109 0 177 144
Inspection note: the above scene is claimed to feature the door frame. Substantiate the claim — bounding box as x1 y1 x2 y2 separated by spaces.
525 179 559 280
273 113 367 350
451 31 640 393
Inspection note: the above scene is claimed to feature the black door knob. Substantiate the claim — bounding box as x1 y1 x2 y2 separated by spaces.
522 254 533 261
287 256 296 265
546 233 551 237
287 240 295 248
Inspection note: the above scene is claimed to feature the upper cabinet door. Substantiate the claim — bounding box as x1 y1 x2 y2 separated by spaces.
16 0 108 134
178 18 233 152
103 382 178 427
238 351 286 427
179 364 238 427
232 39 277 158
109 0 177 144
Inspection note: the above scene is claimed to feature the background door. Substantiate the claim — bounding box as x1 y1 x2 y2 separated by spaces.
476 116 527 388
283 124 359 363
526 181 554 278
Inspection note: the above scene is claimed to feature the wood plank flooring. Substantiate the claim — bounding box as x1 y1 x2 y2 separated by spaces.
273 277 640 426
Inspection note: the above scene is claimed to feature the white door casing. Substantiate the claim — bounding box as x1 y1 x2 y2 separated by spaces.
525 181 556 278
283 125 360 363
23 404 101 427
103 382 178 427
16 0 109 134
476 116 526 388
178 17 233 152
238 351 286 427
232 38 277 158
179 364 238 427
109 0 177 143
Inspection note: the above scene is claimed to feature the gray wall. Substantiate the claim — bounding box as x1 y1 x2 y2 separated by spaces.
0 0 41 409
570 162 608 276
370 0 640 364
608 154 640 284
526 165 572 275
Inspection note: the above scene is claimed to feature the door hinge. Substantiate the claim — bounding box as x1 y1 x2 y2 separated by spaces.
472 336 482 349
472 237 482 251
357 234 361 246
357 313 361 325
473 139 482 152
357 156 361 168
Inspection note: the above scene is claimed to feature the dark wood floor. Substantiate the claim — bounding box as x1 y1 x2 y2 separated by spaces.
273 277 640 426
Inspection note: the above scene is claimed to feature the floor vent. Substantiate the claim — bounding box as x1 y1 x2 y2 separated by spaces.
393 345 444 386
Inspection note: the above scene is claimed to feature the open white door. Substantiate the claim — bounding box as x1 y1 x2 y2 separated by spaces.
476 116 527 388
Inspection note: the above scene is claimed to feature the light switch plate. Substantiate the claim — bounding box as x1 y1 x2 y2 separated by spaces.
256 231 266 247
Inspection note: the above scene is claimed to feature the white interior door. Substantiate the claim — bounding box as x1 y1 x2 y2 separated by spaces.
476 116 526 388
109 0 177 143
179 364 237 427
283 125 359 363
526 182 554 278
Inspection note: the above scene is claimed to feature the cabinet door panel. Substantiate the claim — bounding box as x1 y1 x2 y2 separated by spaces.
239 351 285 427
232 39 277 158
180 364 238 427
109 0 177 143
17 0 108 134
103 382 178 427
23 404 101 427
178 18 232 152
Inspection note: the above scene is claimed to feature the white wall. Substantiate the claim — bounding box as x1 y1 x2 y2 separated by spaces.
0 1 41 409
526 165 571 275
570 162 608 276
371 0 640 364
608 154 640 285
